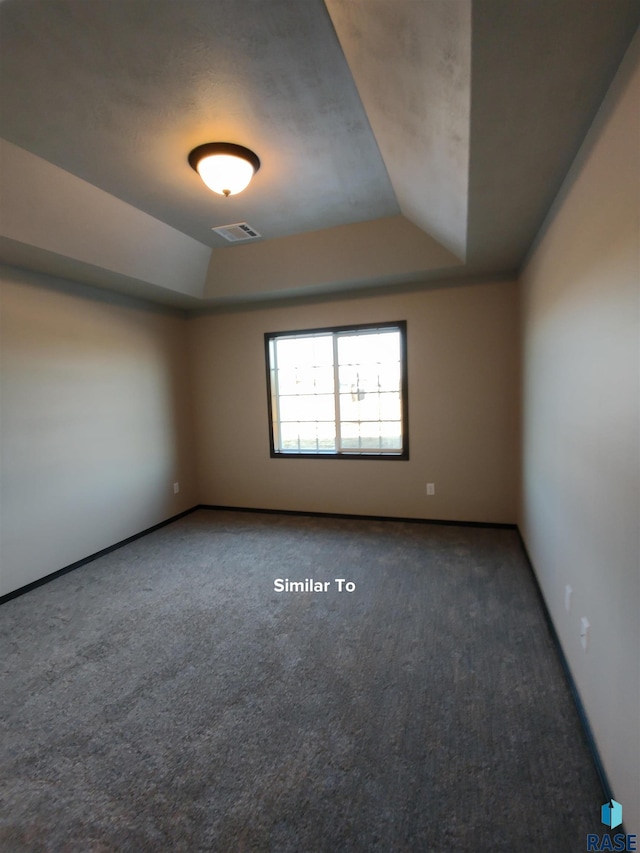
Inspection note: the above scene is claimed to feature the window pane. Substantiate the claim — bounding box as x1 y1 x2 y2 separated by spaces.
377 330 401 362
338 393 358 421
277 420 337 452
278 396 308 422
335 334 360 366
267 324 406 458
380 421 403 449
339 420 403 452
311 366 335 394
294 421 334 452
337 364 357 394
358 392 381 421
310 395 336 421
337 332 377 366
276 334 333 368
338 392 401 423
340 421 361 449
317 421 336 451
276 337 310 367
279 394 334 422
311 335 334 365
379 392 401 421
279 422 301 452
277 365 334 395
339 421 383 451
377 363 401 392
359 424 381 449
338 363 378 395
299 427 319 451
276 368 300 396
337 329 400 367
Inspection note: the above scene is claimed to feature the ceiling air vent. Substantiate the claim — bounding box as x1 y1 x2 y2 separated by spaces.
211 222 262 242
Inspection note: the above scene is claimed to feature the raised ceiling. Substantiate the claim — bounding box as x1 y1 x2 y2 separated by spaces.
1 0 638 309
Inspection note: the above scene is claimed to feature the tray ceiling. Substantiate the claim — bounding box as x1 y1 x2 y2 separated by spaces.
1 0 638 308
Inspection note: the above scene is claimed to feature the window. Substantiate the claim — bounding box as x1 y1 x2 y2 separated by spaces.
265 321 408 459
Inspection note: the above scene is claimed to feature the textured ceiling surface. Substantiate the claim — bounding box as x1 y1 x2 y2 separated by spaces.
0 0 638 308
325 0 472 260
0 0 399 246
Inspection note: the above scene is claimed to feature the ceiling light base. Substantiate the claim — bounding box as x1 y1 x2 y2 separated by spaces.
188 142 261 197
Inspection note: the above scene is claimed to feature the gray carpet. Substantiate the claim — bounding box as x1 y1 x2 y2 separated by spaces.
1 510 604 852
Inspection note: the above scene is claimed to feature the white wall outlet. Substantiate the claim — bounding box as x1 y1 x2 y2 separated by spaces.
580 617 590 651
564 585 573 612
426 483 435 496
173 482 180 494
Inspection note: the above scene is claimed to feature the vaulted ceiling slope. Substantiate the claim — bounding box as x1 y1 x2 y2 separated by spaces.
1 0 638 309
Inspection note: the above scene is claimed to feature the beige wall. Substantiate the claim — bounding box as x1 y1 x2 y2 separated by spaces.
520 31 639 835
0 265 197 597
190 278 519 524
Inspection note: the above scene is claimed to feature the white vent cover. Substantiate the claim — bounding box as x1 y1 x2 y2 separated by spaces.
211 222 262 242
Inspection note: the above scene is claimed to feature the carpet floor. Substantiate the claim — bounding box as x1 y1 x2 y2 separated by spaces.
1 509 604 852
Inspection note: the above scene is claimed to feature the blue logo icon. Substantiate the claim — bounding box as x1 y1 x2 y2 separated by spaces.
601 799 623 830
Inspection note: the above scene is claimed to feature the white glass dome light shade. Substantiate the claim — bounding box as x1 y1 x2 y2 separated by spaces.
188 143 261 197
197 153 254 196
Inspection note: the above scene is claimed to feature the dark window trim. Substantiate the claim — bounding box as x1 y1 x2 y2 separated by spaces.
264 320 409 461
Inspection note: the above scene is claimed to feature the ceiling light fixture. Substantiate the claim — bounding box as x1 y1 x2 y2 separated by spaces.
188 142 260 197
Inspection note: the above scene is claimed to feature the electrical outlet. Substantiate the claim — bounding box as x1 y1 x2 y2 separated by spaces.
580 617 590 651
564 585 572 612
426 483 435 496
173 482 180 494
